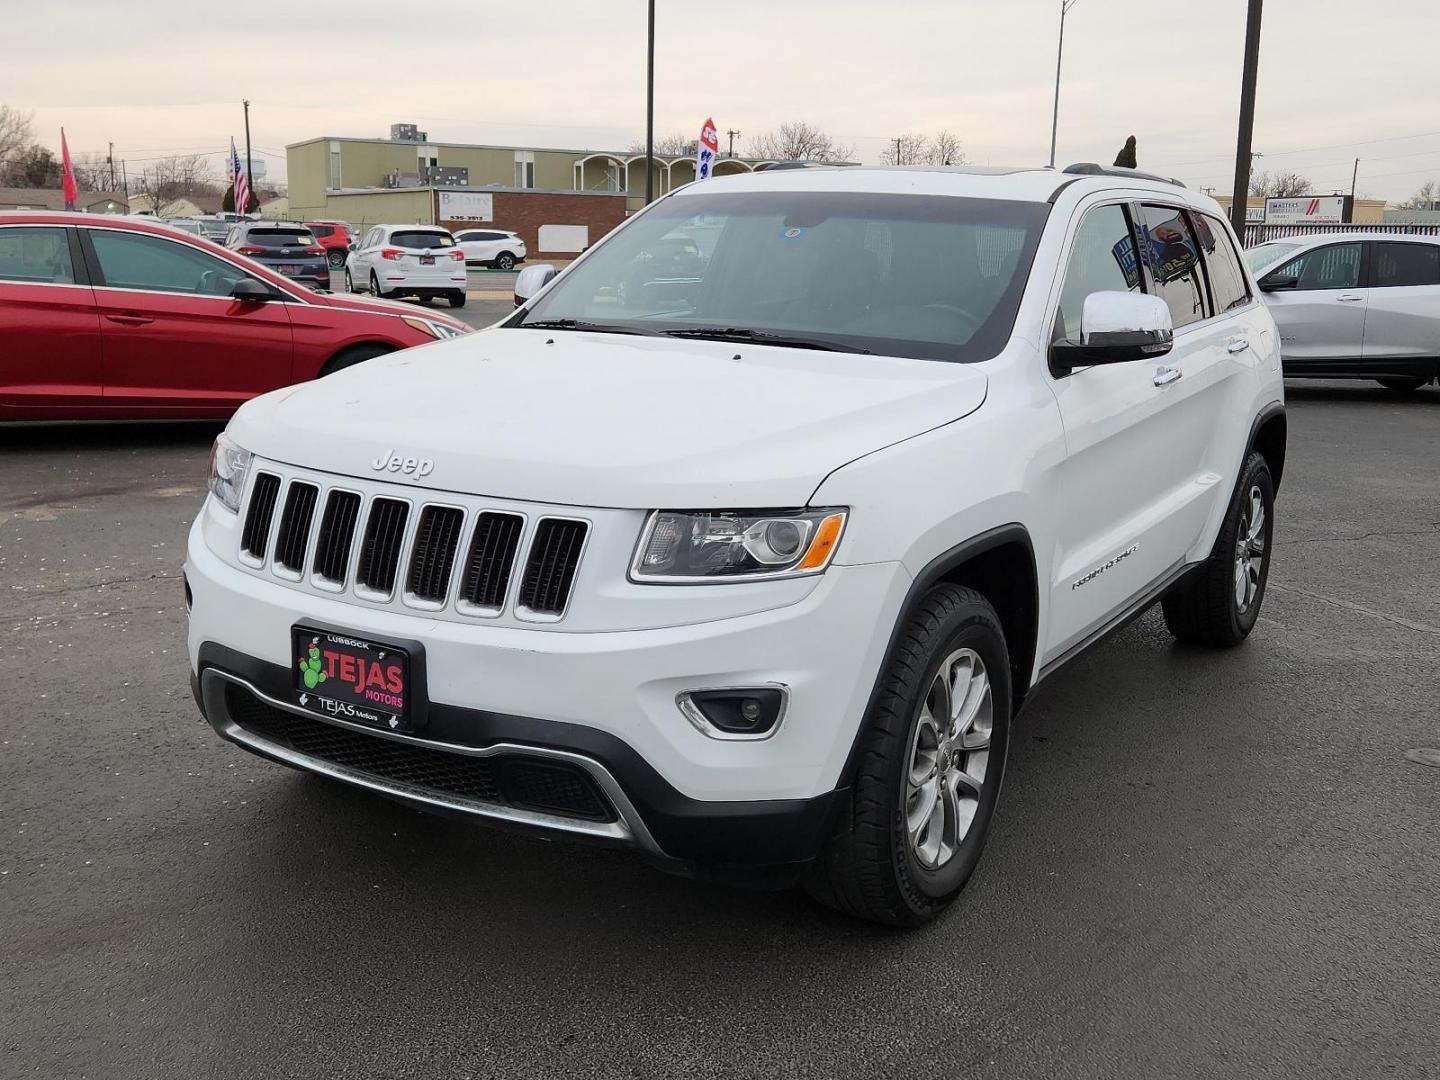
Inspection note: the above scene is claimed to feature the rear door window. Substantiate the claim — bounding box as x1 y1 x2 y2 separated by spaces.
391 231 455 249
0 226 76 284
1137 204 1209 328
1193 213 1251 313
1369 242 1440 287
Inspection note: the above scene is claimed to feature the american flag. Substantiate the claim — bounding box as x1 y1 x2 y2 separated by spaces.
229 137 250 214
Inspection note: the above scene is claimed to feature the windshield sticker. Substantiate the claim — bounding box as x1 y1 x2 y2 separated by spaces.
779 227 805 241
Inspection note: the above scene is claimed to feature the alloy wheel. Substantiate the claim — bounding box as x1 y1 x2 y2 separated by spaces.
1234 484 1266 613
904 648 993 871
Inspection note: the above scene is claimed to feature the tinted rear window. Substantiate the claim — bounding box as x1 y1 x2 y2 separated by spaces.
308 225 334 238
247 229 315 247
391 231 454 249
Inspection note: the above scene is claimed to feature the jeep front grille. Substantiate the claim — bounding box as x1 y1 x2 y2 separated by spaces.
234 471 588 622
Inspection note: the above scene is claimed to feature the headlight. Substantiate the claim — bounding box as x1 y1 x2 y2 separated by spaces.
207 433 252 514
631 509 847 583
401 316 470 340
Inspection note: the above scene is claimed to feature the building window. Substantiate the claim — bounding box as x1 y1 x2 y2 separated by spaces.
329 150 342 189
514 151 535 189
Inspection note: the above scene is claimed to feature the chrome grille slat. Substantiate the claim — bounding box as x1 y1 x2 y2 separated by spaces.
241 473 282 561
407 506 465 603
273 482 319 574
460 512 524 610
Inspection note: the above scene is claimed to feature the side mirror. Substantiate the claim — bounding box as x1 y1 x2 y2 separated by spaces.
1050 291 1173 374
231 278 276 303
1259 273 1298 292
513 263 557 307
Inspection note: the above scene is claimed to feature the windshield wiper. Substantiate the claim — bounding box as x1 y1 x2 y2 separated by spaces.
517 318 659 336
660 327 870 354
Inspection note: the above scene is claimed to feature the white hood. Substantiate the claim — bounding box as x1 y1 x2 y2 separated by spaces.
229 329 989 509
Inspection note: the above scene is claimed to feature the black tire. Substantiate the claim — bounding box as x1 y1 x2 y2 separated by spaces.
369 271 395 299
493 252 516 270
320 343 394 377
447 290 466 309
326 249 346 269
344 269 355 292
806 584 1012 927
1162 451 1274 647
1376 376 1428 392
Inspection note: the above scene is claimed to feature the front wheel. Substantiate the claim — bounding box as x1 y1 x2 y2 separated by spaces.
344 269 356 292
806 584 1011 927
327 250 346 269
1162 451 1274 647
1376 376 1428 393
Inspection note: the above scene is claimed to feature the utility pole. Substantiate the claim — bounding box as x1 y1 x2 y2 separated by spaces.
1229 0 1264 237
120 159 128 200
894 138 902 165
1048 0 1080 168
644 0 655 204
1350 157 1360 199
107 142 115 189
726 129 740 157
243 99 254 213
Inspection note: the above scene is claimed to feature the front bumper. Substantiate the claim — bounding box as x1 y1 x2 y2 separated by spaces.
186 516 909 876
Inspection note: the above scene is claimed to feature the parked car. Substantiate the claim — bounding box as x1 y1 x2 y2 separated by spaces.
453 228 527 269
1247 233 1440 391
195 217 233 243
186 164 1284 926
225 221 330 291
0 212 470 421
164 218 210 240
346 224 467 307
305 221 355 270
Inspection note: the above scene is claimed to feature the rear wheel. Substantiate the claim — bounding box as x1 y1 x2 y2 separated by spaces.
1376 376 1428 392
493 252 516 270
1162 451 1274 647
447 290 466 309
369 271 395 299
320 343 394 377
806 584 1011 927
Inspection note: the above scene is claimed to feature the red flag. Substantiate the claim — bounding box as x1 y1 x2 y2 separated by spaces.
60 128 78 210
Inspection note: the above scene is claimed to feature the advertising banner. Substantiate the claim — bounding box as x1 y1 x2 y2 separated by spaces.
1265 196 1348 225
697 118 719 181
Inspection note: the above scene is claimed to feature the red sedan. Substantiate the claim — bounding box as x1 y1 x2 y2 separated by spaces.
0 212 470 422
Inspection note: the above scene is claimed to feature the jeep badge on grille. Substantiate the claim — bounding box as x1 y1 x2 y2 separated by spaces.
371 449 435 478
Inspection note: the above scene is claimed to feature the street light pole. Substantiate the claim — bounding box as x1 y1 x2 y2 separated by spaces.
243 99 254 214
644 0 655 204
1229 0 1264 237
1048 0 1079 169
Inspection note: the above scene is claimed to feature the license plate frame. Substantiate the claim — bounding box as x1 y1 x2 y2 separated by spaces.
291 624 429 732
420 254 435 266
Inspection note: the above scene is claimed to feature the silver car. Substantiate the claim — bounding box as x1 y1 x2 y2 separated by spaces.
1247 233 1440 392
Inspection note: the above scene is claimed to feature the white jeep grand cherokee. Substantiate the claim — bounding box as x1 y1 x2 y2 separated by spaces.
187 164 1285 926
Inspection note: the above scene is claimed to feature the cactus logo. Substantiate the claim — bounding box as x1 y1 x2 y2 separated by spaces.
298 637 328 690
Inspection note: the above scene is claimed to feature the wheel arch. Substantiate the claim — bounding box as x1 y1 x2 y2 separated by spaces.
318 340 398 377
837 523 1039 789
1250 404 1287 493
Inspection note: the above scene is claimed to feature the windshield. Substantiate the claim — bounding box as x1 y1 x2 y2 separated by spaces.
516 191 1049 363
247 229 316 248
392 230 455 249
1244 242 1300 274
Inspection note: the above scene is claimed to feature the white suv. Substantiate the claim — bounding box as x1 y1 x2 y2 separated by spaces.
187 164 1285 926
453 228 527 270
345 224 468 307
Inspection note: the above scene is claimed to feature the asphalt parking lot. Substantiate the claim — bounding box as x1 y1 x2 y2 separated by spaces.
2 381 1437 1079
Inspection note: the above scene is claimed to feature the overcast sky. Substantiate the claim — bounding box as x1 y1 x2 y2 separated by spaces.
6 0 1439 202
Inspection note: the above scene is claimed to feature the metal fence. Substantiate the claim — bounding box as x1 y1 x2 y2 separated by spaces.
1242 221 1440 247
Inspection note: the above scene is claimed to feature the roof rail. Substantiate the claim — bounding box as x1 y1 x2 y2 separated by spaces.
1063 162 1185 188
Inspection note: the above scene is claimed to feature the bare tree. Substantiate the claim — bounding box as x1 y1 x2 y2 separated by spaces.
131 153 217 214
625 133 696 156
882 131 968 167
0 104 36 171
1249 171 1313 198
71 152 113 192
1399 180 1440 210
747 121 854 163
928 130 967 167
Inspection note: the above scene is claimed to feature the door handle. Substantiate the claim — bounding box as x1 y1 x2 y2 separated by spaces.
1227 338 1250 354
1336 294 1365 302
1153 366 1182 387
105 312 154 326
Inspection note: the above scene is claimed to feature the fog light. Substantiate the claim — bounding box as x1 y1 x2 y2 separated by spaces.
677 687 787 740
